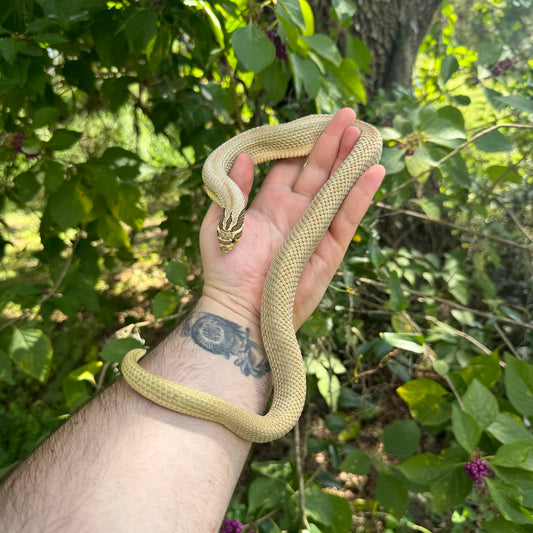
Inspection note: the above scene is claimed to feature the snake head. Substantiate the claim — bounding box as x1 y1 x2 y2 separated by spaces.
217 208 245 252
216 227 242 252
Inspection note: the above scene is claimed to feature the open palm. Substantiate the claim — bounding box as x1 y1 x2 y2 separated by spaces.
200 108 385 330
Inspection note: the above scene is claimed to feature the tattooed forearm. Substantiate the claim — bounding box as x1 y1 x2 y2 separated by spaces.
181 312 270 378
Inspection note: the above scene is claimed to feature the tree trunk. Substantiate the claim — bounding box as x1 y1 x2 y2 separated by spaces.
310 0 443 98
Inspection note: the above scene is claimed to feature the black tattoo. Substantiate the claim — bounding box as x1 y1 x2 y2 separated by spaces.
181 313 270 378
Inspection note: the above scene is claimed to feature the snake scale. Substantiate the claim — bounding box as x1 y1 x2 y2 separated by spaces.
122 114 382 442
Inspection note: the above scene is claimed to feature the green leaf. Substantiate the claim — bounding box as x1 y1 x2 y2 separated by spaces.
301 313 332 338
14 171 41 202
166 261 189 286
443 153 470 186
453 351 502 389
278 0 307 31
492 441 533 470
0 348 14 384
375 473 408 518
369 242 387 269
62 361 103 408
339 449 372 475
473 129 513 152
380 146 405 175
482 516 530 533
301 34 341 66
477 41 503 66
396 453 457 486
247 477 286 514
487 413 533 444
96 213 130 248
381 332 424 354
122 7 158 56
0 37 17 64
496 94 533 114
504 353 533 416
260 61 290 104
383 420 421 458
46 129 82 151
304 484 352 532
412 197 441 219
115 183 146 231
250 460 293 481
486 478 533 524
328 58 366 103
101 337 146 364
486 165 521 185
344 35 371 73
451 404 481 454
462 379 499 430
33 106 62 128
147 25 172 72
430 466 472 513
491 466 533 508
48 180 93 229
397 379 451 425
405 154 432 179
290 52 321 98
441 54 459 83
101 77 133 113
9 327 53 382
153 290 180 319
386 271 408 312
317 373 341 411
63 57 96 94
232 24 276 73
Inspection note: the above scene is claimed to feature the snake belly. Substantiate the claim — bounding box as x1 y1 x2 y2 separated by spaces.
121 115 382 442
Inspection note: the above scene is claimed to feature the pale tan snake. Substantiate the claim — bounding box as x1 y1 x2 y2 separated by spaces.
121 115 382 442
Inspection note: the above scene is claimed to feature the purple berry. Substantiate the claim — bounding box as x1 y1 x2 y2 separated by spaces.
465 458 490 483
220 518 243 533
265 30 277 42
276 43 288 61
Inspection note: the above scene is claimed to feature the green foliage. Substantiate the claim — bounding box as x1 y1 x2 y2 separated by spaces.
1 0 532 531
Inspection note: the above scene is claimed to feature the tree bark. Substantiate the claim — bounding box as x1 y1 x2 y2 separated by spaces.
310 0 443 98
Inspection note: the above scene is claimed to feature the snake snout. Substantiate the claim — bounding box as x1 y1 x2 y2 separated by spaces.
217 227 241 252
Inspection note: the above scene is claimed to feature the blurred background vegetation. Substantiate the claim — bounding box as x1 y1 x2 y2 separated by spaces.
0 0 532 531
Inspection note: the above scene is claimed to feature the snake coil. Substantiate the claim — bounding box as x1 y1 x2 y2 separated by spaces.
122 115 382 442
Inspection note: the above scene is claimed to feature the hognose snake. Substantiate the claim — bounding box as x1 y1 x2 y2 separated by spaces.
122 114 382 442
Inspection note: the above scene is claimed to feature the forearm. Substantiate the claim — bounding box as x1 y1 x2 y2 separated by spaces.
0 296 271 533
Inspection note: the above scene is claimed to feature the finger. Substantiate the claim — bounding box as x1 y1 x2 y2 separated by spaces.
327 164 386 246
293 164 385 328
203 153 254 232
292 108 356 198
228 153 255 202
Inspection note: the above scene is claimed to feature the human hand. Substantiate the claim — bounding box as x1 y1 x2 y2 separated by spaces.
200 108 385 330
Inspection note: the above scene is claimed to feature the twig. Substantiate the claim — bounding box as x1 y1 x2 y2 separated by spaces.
494 322 520 358
294 421 311 531
95 362 110 392
424 315 491 354
356 276 533 330
376 202 533 252
379 122 533 202
351 349 399 381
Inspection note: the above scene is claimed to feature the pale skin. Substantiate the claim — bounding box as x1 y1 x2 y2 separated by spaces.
0 108 385 533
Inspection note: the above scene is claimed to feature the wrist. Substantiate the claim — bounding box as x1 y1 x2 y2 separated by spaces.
139 297 270 415
199 288 262 333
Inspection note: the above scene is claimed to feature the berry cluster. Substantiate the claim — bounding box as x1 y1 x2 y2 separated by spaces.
491 57 514 77
3 132 40 160
219 518 243 533
464 458 490 483
265 30 288 61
